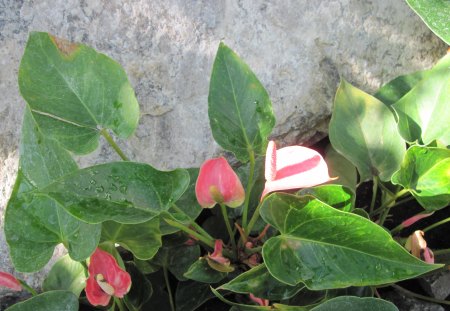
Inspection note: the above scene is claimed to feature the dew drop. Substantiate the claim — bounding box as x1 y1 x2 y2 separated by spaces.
95 186 105 193
90 180 96 185
119 185 128 194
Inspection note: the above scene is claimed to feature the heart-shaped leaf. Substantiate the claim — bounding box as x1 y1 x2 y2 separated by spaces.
5 291 78 311
101 217 162 260
208 43 275 162
184 258 227 283
260 193 441 289
329 79 405 182
18 32 139 154
297 185 354 212
42 255 86 297
176 281 217 311
123 262 153 311
405 0 450 45
34 162 189 224
220 264 304 300
324 145 357 191
5 109 100 272
309 296 398 311
392 61 450 145
392 146 450 210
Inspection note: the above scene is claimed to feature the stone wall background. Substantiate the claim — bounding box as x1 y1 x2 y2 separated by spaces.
0 0 447 294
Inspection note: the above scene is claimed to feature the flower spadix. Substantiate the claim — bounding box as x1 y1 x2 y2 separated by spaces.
262 141 333 199
196 157 245 208
86 248 131 306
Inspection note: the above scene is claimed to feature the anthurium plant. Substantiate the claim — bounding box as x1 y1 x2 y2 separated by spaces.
1 29 449 311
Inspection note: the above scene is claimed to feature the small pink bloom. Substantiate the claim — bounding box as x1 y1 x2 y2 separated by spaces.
86 248 132 306
405 230 435 264
401 212 434 228
261 141 333 199
0 272 21 291
249 293 269 306
196 157 245 208
208 240 230 265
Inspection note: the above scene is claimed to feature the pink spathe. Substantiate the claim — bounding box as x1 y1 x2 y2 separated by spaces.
0 272 21 291
262 141 333 199
196 157 245 208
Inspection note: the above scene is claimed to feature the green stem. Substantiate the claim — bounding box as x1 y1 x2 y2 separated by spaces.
220 204 237 254
370 177 378 214
18 280 37 296
372 189 409 216
101 128 129 161
163 266 176 311
423 217 450 233
391 284 450 306
242 150 256 231
171 204 214 240
378 189 410 226
114 297 126 311
433 248 450 256
246 201 262 236
163 218 215 248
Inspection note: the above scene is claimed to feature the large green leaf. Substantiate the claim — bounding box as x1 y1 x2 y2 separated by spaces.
124 262 153 311
5 110 100 272
33 162 189 224
101 217 162 260
392 63 450 145
392 146 450 210
405 0 450 45
5 291 78 311
297 185 355 212
329 79 405 182
18 32 139 154
208 43 275 162
220 264 304 300
260 193 440 289
310 296 398 311
42 255 86 297
184 258 227 283
324 145 357 191
176 281 216 311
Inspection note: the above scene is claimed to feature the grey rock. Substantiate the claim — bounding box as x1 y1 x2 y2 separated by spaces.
383 289 445 311
0 0 447 296
420 271 450 300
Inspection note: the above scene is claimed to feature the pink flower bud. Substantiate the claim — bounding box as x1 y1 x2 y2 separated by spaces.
261 141 334 199
249 293 269 306
401 212 434 228
206 240 234 273
86 248 132 306
0 272 21 291
196 157 245 208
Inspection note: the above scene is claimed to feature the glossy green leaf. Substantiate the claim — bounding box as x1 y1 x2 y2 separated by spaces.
184 258 227 283
310 296 398 311
160 168 202 235
324 145 357 191
5 110 100 272
176 281 216 311
101 217 162 260
260 193 441 289
18 32 139 154
392 63 450 145
220 264 304 300
392 146 450 210
5 291 78 311
406 0 450 45
208 43 275 162
124 262 153 311
42 255 86 297
34 162 189 224
141 271 172 311
329 79 405 182
297 185 354 212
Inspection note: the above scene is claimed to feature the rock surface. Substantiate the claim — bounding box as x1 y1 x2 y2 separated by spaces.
0 0 447 296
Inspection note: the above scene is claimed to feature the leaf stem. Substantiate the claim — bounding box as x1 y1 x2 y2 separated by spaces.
242 150 256 231
163 266 176 311
246 201 262 236
220 204 237 254
370 176 378 214
433 248 450 256
100 128 129 161
114 298 126 311
378 189 410 226
163 218 215 248
391 284 450 306
18 280 37 296
423 217 450 233
171 204 214 241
